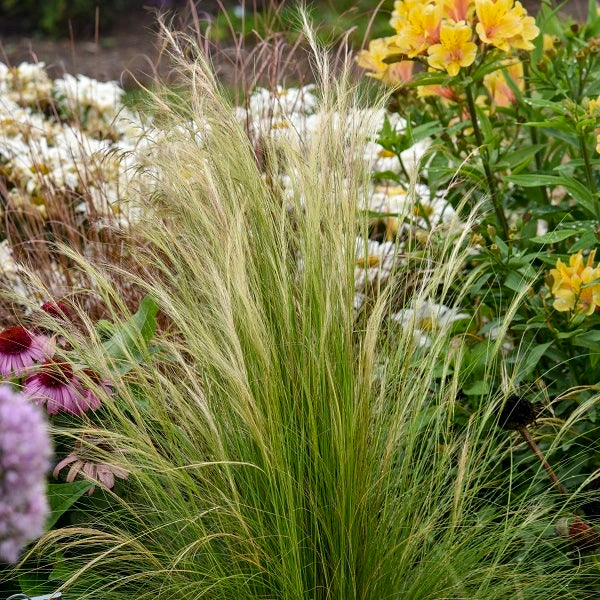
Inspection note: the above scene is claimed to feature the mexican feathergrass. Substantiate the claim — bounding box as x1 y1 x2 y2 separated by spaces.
20 25 598 600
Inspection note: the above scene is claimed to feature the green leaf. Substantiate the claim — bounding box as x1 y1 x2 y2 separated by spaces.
524 119 577 136
506 174 598 216
103 295 159 372
504 270 530 292
569 230 599 252
572 330 600 349
18 570 55 596
496 144 546 170
382 53 409 64
408 120 440 145
530 229 584 244
476 103 494 143
514 342 552 382
523 97 567 115
46 480 94 529
406 71 454 88
589 0 599 24
462 380 489 396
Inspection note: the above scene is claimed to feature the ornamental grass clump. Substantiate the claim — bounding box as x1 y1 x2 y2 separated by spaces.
16 22 600 599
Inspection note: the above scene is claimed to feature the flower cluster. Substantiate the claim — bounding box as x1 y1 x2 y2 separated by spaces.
358 0 538 81
236 84 468 334
0 386 51 563
0 302 128 496
237 85 463 307
549 250 600 316
0 62 154 225
0 310 109 416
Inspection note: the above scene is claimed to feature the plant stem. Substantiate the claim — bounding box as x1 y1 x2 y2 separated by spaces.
518 427 567 496
464 84 510 240
579 133 598 207
522 60 549 206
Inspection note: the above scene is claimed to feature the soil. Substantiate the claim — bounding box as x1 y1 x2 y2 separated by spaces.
0 0 591 88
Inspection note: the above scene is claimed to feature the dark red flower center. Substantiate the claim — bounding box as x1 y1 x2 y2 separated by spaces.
41 300 72 321
0 326 33 354
82 368 102 385
36 361 74 388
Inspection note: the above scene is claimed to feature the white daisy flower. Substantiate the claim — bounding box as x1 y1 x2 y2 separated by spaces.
391 301 470 348
354 237 400 291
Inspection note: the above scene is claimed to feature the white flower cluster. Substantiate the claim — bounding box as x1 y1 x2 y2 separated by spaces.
0 72 469 343
0 62 153 225
0 62 53 107
238 84 468 344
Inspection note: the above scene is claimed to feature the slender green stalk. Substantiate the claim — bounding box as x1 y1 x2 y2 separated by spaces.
579 133 598 205
465 84 510 240
522 60 549 206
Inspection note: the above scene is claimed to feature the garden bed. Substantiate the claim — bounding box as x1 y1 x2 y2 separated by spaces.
1 1 600 598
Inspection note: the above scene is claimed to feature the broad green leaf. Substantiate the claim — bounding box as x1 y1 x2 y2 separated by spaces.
530 230 584 244
46 480 94 529
103 295 159 369
524 120 577 136
406 71 453 88
523 97 567 115
462 380 489 396
496 144 545 170
572 330 600 349
569 230 599 252
506 174 598 216
515 342 552 382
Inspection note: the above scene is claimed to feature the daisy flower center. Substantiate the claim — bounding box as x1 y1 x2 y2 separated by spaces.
413 203 434 218
418 317 437 332
0 326 33 354
356 255 381 268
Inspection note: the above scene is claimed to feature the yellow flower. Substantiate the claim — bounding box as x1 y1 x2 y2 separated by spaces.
390 0 436 33
441 0 475 21
427 20 477 76
475 0 525 52
356 38 415 87
505 1 539 50
596 133 600 155
588 96 600 117
549 250 600 315
542 33 558 56
392 3 443 57
483 60 523 108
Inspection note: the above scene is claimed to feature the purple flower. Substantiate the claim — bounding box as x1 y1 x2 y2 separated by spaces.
0 386 51 563
24 360 102 416
0 326 54 378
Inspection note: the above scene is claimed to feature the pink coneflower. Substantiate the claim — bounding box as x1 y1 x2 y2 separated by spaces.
80 368 113 405
24 360 101 416
0 326 54 378
41 299 73 320
36 299 74 337
53 434 128 495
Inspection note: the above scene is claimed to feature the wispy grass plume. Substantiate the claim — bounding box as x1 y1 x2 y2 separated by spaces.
22 25 597 600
